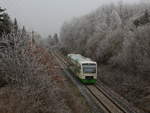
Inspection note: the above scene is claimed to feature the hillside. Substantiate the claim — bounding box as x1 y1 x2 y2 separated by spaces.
60 2 150 112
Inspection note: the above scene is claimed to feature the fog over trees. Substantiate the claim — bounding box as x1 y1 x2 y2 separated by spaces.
60 2 150 74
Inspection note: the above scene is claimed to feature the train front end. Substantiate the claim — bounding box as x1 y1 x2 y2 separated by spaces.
80 62 97 84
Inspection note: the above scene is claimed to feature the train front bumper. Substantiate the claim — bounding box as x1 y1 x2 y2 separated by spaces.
79 78 96 84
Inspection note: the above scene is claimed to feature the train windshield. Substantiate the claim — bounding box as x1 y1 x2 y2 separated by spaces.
82 63 96 73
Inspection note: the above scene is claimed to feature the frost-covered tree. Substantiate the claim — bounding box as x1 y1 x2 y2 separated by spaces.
60 2 150 71
0 7 12 36
13 18 18 33
53 33 59 44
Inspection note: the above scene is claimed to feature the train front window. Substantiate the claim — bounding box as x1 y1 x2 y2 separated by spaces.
82 64 96 73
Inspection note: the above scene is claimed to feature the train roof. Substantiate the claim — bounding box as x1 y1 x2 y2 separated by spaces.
68 54 96 64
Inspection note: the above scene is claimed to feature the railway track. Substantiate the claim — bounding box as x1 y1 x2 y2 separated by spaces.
95 82 141 113
86 85 126 113
51 50 141 113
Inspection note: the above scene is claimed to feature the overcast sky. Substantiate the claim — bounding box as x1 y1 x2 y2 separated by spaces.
0 0 141 37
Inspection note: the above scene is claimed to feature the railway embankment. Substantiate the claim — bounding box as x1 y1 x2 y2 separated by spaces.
0 45 91 113
34 47 92 113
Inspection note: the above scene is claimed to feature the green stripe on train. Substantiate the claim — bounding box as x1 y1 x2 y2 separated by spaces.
79 78 96 84
68 67 96 84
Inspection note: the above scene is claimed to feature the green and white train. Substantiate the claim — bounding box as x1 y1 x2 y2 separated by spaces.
68 54 97 84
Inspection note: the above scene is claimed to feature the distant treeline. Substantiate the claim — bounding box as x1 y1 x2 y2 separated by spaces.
0 7 27 36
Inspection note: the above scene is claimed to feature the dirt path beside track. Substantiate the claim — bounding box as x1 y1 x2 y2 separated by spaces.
34 47 91 113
